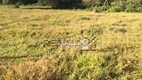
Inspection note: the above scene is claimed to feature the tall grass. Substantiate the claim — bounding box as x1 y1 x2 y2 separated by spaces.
0 6 142 79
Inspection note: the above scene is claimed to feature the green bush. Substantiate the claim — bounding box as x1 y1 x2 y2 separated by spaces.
1 0 37 5
84 0 142 12
2 0 18 4
109 0 142 12
93 6 103 12
14 2 20 8
0 0 2 4
38 0 58 7
108 6 123 12
124 0 142 12
136 6 142 12
1 0 142 11
38 0 84 9
83 0 106 7
21 0 38 5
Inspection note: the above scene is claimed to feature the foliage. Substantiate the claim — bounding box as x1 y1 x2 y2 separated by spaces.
83 0 105 7
38 0 58 7
38 0 84 9
14 2 20 8
1 0 38 4
1 0 142 11
21 0 38 5
0 0 2 3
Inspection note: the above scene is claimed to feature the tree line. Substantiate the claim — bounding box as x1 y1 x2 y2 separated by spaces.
0 0 142 12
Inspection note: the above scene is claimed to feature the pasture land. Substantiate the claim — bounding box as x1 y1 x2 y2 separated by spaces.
0 7 142 80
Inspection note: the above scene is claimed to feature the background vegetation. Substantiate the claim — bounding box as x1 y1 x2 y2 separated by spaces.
1 0 142 12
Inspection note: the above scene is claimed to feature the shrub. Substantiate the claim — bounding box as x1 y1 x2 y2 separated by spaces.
84 0 142 12
83 0 103 8
0 0 2 4
110 0 142 12
38 0 59 7
14 2 20 8
1 0 142 11
93 6 103 12
2 0 19 4
22 0 38 5
1 0 37 5
38 0 84 9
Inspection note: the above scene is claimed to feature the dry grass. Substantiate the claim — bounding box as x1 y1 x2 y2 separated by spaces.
0 6 142 80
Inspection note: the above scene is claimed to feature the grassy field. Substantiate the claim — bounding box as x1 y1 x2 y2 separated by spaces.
0 6 142 80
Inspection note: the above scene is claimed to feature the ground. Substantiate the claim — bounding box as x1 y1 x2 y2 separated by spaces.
0 6 142 80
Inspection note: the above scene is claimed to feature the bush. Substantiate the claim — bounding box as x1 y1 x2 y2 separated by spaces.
14 2 20 8
93 6 103 12
108 6 124 12
83 0 104 8
38 0 84 9
109 0 142 12
2 0 19 4
22 0 38 5
1 0 142 11
1 0 37 5
124 0 142 12
83 0 142 12
0 0 2 4
38 0 58 7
